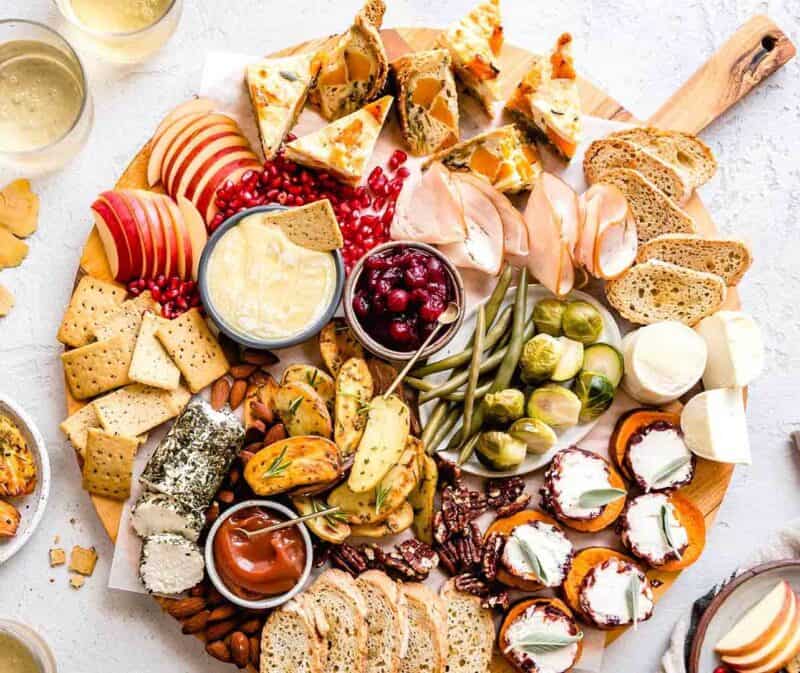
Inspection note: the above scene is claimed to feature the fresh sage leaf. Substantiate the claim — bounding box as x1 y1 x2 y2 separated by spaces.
651 455 691 487
279 70 298 81
578 488 626 508
511 531 549 584
659 503 683 560
627 572 641 631
509 631 583 656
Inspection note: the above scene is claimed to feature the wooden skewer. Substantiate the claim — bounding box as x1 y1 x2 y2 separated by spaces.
233 506 341 540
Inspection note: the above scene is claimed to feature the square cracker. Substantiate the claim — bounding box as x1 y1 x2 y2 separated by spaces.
129 311 180 390
61 334 133 400
155 309 229 393
60 404 101 458
92 291 157 342
57 276 126 348
262 199 343 251
93 383 189 437
82 429 137 500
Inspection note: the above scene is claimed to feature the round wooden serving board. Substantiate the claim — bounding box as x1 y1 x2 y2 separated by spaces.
63 16 794 649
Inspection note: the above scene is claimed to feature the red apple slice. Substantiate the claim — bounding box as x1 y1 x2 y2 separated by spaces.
100 190 144 279
184 147 256 203
717 582 794 656
136 191 166 278
91 198 131 281
177 196 208 279
165 126 241 197
162 115 238 192
120 190 154 279
147 193 179 279
196 157 260 224
728 616 800 673
147 112 208 187
151 97 216 147
171 135 249 202
164 197 192 280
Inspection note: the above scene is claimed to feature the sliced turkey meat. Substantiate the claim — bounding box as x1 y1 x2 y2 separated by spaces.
577 183 638 279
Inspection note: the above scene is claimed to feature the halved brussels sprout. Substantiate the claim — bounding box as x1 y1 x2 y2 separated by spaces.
533 299 566 336
562 301 603 344
484 389 525 425
551 337 584 382
509 418 557 455
582 343 624 387
520 334 563 383
574 371 615 422
526 384 581 429
475 431 526 471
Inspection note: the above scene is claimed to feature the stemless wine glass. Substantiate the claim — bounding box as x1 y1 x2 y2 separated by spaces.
0 620 58 673
53 0 183 64
0 20 93 173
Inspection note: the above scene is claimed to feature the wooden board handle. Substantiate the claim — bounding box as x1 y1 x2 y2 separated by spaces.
649 14 795 133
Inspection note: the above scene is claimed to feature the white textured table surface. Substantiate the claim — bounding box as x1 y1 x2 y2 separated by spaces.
1 2 799 672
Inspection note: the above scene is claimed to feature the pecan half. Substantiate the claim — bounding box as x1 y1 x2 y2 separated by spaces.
486 476 526 509
496 493 531 518
481 533 504 582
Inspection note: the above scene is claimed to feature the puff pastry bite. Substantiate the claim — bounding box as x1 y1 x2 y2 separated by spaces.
438 0 503 113
311 0 388 121
284 96 393 185
391 49 459 156
424 125 541 193
506 33 582 159
245 52 320 160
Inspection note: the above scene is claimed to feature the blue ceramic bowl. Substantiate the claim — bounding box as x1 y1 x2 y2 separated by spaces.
197 204 345 350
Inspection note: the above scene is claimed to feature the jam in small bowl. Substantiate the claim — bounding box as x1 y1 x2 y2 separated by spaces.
344 241 464 360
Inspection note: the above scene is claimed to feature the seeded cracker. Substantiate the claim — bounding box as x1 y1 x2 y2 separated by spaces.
92 290 157 342
69 544 98 576
59 404 101 458
128 311 181 390
155 308 229 393
82 428 137 500
57 276 126 348
93 383 189 437
261 199 343 251
61 334 133 400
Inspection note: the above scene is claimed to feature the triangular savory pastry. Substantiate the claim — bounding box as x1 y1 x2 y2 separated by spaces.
423 125 541 194
391 49 460 156
506 33 582 159
311 0 388 120
284 96 393 185
438 0 503 113
245 52 321 159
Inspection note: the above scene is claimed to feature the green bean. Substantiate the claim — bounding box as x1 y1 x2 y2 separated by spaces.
442 382 491 402
457 432 481 466
427 406 460 454
484 262 514 327
461 305 485 445
421 400 448 450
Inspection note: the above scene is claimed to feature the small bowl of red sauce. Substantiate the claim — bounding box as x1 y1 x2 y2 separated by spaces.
205 500 312 610
344 241 464 360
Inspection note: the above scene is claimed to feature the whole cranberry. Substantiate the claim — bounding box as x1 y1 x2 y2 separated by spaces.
386 289 410 313
389 319 414 344
404 265 427 288
410 288 430 305
353 293 370 318
419 296 445 323
374 278 393 297
427 281 448 299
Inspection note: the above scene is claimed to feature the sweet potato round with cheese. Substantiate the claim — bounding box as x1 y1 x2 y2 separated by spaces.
609 409 682 480
550 458 628 533
655 492 706 571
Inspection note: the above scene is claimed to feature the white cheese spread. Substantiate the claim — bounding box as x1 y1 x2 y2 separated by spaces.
550 449 611 520
501 521 573 587
622 493 688 566
579 557 654 627
628 426 693 491
503 603 580 673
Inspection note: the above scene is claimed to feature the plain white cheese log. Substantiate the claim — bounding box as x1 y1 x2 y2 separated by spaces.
695 311 765 389
621 321 707 405
681 388 751 464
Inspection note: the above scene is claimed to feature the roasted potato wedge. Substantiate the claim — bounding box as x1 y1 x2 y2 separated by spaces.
292 495 351 544
243 373 279 429
334 357 374 458
282 364 335 408
0 499 20 537
378 442 421 513
276 381 333 438
348 394 410 493
319 319 364 376
349 501 414 538
244 436 342 496
408 453 438 544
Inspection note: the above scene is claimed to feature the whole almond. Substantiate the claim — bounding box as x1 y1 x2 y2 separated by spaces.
211 378 231 410
230 631 250 669
263 423 287 446
216 489 235 505
205 640 231 663
205 586 226 607
251 400 274 424
208 604 237 623
229 379 248 409
239 449 256 466
239 618 262 635
205 618 237 642
189 583 207 598
230 363 258 379
227 468 241 487
181 609 210 634
244 421 266 443
242 349 279 366
165 596 206 619
205 501 220 526
248 370 271 386
249 636 260 666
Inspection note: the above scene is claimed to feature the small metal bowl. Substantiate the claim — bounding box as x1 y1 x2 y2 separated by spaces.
343 240 465 361
198 204 345 350
205 499 313 611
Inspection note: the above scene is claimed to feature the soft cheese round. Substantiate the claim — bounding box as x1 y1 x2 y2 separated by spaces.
504 602 581 673
620 493 689 566
578 557 654 628
501 521 574 588
626 422 694 492
543 448 612 521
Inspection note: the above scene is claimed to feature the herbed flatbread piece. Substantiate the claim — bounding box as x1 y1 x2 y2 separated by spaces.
155 308 229 393
261 199 343 251
82 428 138 500
57 275 126 348
93 383 188 437
61 334 134 400
129 311 181 390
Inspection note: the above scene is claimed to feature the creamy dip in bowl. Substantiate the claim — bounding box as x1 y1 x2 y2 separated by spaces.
199 205 344 349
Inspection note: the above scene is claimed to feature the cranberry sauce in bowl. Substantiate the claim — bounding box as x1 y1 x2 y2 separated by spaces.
344 241 464 360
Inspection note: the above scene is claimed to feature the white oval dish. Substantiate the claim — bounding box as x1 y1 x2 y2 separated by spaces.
425 284 623 477
0 394 51 565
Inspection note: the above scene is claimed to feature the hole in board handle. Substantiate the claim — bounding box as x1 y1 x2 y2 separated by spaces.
762 34 778 51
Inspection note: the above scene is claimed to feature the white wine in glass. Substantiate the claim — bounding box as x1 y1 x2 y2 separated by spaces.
69 0 173 34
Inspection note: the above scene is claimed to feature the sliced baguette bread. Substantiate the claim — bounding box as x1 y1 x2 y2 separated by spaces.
401 583 448 673
787 653 800 673
596 168 696 243
637 234 752 286
584 138 691 204
440 580 494 673
355 570 408 673
606 259 726 326
307 569 369 673
260 594 328 673
609 127 717 189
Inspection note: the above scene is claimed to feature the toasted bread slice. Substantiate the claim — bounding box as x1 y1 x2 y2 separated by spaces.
440 579 494 673
356 570 408 673
260 594 328 673
584 138 690 204
609 126 717 189
400 583 448 673
636 233 751 286
606 259 726 326
391 49 460 156
307 569 368 673
596 168 695 243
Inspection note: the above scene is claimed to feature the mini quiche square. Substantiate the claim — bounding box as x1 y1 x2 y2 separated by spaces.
424 125 541 194
391 49 460 156
284 96 393 186
246 52 320 160
506 33 582 159
310 0 388 121
438 0 503 113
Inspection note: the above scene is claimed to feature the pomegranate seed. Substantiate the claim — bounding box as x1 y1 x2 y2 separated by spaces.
151 288 162 303
391 149 407 166
396 166 410 179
